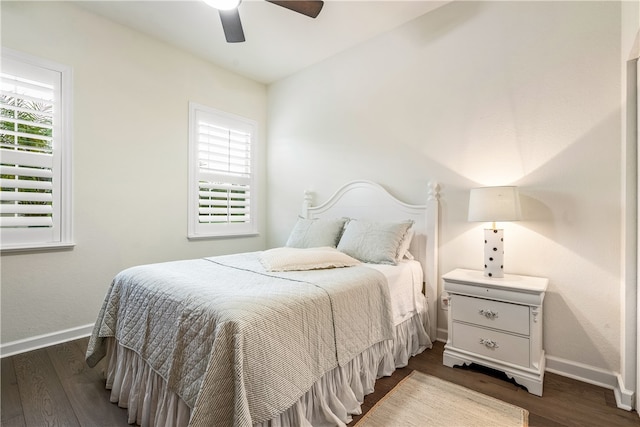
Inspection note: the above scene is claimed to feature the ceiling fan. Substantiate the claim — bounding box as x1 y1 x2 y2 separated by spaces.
203 0 324 43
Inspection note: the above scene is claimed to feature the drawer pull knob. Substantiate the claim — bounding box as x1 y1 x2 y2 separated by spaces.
480 338 499 349
479 309 499 319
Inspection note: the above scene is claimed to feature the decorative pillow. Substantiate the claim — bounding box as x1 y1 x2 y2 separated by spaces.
285 217 347 248
337 219 414 265
397 227 415 261
260 247 360 272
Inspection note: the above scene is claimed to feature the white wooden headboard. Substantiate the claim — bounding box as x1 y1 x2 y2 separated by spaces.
301 180 440 340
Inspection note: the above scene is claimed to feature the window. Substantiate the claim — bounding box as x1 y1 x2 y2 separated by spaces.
0 50 73 251
188 102 257 239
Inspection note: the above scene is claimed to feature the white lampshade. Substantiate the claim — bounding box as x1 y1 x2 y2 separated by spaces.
468 186 521 278
468 186 521 223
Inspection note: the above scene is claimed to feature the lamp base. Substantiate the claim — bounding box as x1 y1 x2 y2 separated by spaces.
484 228 504 278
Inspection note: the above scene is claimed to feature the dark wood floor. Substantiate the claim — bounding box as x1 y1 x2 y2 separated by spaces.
2 338 639 426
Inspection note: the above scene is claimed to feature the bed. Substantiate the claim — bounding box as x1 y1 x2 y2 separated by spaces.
86 180 440 427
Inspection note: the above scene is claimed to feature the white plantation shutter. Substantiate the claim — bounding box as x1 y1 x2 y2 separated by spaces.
188 103 257 238
0 50 73 250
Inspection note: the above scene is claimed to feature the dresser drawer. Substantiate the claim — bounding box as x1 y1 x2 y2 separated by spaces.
451 322 530 367
451 295 529 336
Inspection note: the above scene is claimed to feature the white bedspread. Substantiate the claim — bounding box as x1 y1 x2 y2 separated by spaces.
86 252 394 427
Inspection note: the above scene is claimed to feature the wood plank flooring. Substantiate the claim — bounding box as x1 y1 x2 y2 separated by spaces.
2 338 639 426
1 338 128 427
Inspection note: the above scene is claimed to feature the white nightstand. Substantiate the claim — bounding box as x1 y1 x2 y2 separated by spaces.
442 268 548 396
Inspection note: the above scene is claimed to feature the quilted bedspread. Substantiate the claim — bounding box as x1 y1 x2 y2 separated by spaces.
86 252 394 427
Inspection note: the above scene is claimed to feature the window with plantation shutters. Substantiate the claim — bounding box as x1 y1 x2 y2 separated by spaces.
188 102 257 238
0 50 73 251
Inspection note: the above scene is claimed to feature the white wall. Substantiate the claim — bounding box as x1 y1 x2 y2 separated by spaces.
0 2 268 345
267 0 624 376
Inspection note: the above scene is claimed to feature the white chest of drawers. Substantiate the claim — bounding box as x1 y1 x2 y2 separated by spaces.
442 268 548 396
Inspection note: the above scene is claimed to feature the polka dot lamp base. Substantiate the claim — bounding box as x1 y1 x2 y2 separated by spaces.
484 228 504 278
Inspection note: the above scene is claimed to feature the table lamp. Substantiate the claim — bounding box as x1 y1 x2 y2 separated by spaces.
468 186 521 278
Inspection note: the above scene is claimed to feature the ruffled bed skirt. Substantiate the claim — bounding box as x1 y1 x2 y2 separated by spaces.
104 312 432 427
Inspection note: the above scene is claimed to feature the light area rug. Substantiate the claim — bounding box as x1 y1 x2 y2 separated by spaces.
355 371 528 427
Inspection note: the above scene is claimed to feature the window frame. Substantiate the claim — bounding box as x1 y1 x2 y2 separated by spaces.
1 49 74 252
188 102 258 239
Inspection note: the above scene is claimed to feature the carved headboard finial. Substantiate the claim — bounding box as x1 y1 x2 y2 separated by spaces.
428 181 441 202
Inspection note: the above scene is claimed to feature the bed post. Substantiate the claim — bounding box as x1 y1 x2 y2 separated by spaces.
302 190 313 219
426 181 440 340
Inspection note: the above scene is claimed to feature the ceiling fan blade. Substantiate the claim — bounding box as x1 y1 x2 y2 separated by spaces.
219 8 245 43
266 1 324 18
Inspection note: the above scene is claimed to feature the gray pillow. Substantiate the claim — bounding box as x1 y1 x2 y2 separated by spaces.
285 217 348 248
337 219 414 265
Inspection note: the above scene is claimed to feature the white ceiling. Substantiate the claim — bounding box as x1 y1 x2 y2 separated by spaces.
76 0 449 84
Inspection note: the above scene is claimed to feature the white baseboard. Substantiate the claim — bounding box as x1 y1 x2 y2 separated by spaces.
615 373 635 411
545 354 617 389
0 323 94 358
436 326 448 343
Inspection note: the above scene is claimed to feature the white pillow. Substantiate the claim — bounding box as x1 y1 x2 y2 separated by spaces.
397 227 415 261
285 217 347 248
260 247 360 272
337 219 414 265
